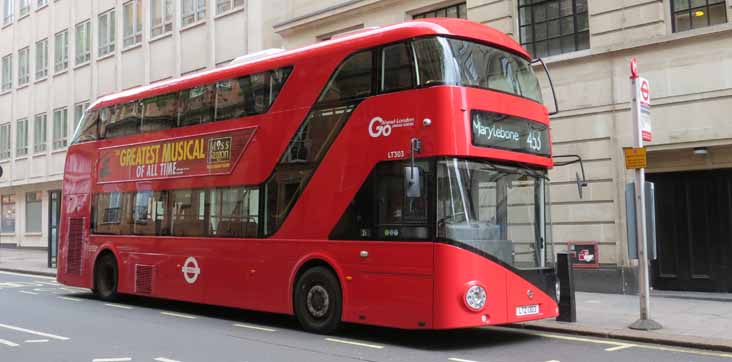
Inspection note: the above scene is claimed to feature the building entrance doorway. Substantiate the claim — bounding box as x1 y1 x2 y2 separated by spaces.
647 169 732 292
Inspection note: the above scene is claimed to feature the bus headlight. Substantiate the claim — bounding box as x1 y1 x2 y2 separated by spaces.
555 279 561 302
465 285 487 311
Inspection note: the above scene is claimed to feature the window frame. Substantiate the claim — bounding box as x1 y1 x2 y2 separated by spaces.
0 123 11 160
33 113 47 153
35 38 48 79
123 0 143 48
517 0 590 58
16 118 28 156
25 191 42 233
3 0 14 25
52 107 68 150
215 0 244 15
150 0 174 38
54 29 69 73
412 2 467 19
1 54 12 91
19 0 30 18
181 0 206 27
671 0 729 33
98 9 116 57
18 47 29 85
75 20 91 65
1 194 16 233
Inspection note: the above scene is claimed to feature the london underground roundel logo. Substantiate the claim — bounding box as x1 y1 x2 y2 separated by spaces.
369 117 392 138
181 256 201 284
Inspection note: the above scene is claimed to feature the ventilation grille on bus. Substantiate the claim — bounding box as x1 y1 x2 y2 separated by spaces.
66 218 84 276
135 265 154 294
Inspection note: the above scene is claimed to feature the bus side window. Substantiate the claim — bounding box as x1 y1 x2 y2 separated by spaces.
104 102 141 139
318 50 374 104
179 84 215 127
142 93 178 133
72 109 99 144
381 43 414 92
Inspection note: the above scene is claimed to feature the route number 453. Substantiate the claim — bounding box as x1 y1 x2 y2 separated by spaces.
526 131 542 152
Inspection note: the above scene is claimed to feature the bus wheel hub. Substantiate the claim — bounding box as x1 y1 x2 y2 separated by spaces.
307 285 329 318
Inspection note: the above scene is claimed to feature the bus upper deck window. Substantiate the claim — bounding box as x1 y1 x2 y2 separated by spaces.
412 37 458 87
318 50 374 104
71 109 99 144
381 43 414 92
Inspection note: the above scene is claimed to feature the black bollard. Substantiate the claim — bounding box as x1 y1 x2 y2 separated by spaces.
556 253 576 322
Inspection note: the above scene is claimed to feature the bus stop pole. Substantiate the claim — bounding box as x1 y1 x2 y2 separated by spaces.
629 60 661 331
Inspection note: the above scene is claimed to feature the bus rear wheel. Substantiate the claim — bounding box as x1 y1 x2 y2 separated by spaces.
294 266 342 334
93 253 119 301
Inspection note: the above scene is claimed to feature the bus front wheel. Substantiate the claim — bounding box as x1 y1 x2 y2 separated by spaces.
93 253 119 301
294 266 342 334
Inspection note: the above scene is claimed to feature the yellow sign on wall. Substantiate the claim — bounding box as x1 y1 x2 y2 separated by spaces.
624 147 647 169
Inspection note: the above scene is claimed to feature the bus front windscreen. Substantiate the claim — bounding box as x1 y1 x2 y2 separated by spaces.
436 158 552 270
413 36 543 103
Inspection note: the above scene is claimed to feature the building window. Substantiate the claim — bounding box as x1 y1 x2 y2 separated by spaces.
181 0 206 27
37 0 47 9
0 123 10 159
3 0 13 25
25 192 42 233
123 0 143 48
18 47 29 85
54 29 69 73
34 113 47 153
98 10 116 57
19 0 29 17
216 0 244 14
74 101 89 132
518 0 589 58
151 0 173 37
53 107 68 149
672 0 728 32
75 20 91 65
16 118 28 156
1 194 16 233
412 3 467 19
35 38 48 79
1 54 11 91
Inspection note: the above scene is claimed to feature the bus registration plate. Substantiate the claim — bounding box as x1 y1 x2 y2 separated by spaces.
516 305 539 316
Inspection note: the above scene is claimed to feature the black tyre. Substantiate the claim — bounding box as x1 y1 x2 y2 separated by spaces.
93 253 119 301
294 266 342 334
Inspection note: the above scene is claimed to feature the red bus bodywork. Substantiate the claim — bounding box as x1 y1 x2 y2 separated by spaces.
58 18 558 330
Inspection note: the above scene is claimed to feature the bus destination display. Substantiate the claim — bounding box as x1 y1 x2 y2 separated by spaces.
471 110 550 156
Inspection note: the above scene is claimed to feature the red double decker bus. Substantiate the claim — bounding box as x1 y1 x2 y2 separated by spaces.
58 18 559 333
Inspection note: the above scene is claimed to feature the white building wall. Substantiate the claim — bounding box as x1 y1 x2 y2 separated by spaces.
0 0 287 247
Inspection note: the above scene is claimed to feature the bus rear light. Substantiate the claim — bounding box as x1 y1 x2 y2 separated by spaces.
464 284 487 311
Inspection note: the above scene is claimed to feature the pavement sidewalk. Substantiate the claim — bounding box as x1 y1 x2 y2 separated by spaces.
515 291 732 352
0 247 57 277
2 247 732 352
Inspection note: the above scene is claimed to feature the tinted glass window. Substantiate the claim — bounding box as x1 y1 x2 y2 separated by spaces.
412 37 458 86
142 93 178 133
318 51 373 103
265 105 355 235
215 67 293 121
331 160 433 241
209 187 259 238
104 102 142 138
92 186 259 238
179 84 216 126
381 43 414 92
71 109 98 144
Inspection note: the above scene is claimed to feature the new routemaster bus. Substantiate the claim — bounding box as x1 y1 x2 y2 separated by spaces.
58 18 559 333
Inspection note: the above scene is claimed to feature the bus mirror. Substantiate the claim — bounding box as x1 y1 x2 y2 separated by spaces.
0 165 3 178
554 155 588 199
532 57 559 116
404 167 422 198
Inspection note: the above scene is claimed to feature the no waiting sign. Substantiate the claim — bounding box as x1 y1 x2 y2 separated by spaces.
635 76 652 142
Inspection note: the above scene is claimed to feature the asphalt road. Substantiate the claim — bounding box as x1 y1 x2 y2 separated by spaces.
0 271 731 362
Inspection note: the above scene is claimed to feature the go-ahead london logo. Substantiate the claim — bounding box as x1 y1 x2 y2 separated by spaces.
368 116 415 138
181 256 201 284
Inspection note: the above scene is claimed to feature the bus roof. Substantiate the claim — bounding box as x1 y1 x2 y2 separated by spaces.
92 18 529 110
